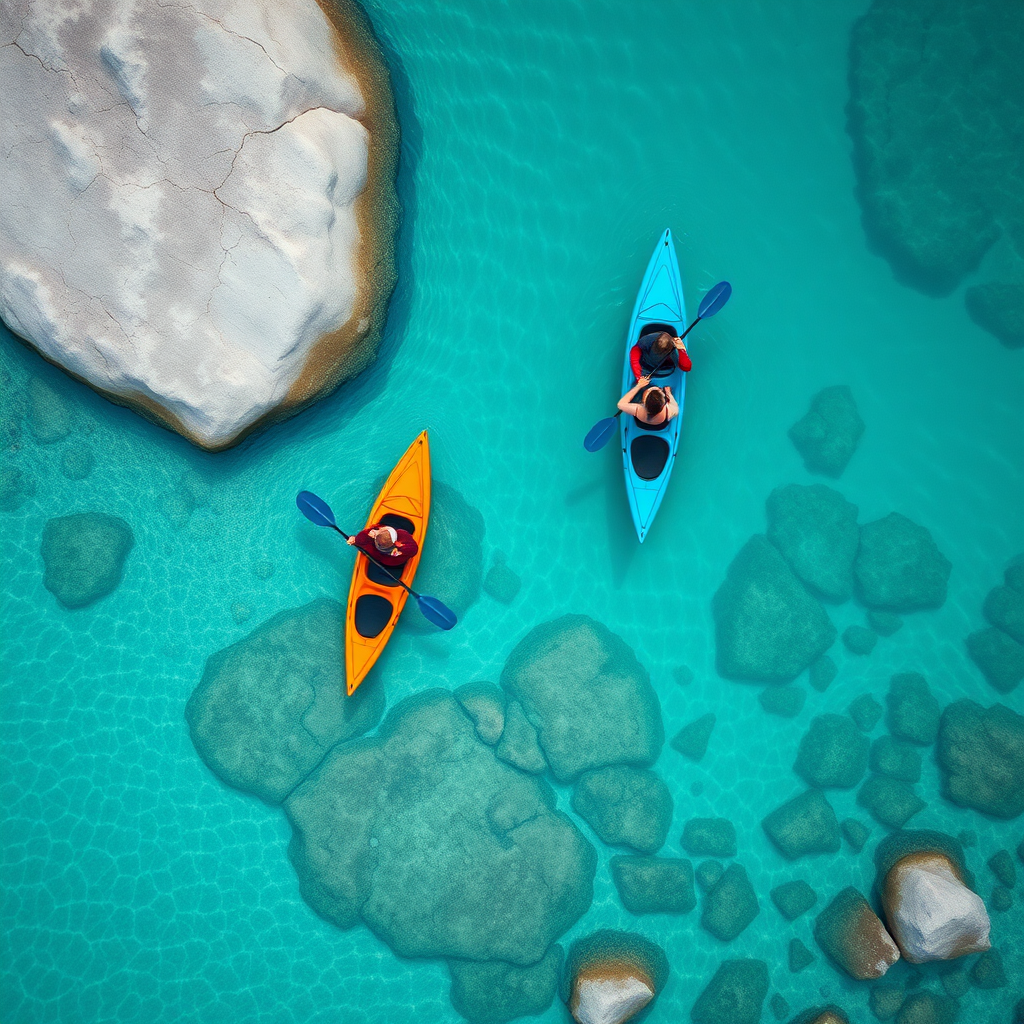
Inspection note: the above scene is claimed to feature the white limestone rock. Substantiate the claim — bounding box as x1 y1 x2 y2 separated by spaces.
0 0 397 449
881 852 991 963
571 972 654 1024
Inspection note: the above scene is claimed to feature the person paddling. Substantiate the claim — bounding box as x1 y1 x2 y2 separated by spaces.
630 330 691 380
617 375 679 430
347 522 418 566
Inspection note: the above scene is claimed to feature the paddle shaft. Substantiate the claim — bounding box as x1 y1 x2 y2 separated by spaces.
329 523 419 598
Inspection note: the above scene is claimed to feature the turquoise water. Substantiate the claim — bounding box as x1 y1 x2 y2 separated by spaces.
2 0 1022 1022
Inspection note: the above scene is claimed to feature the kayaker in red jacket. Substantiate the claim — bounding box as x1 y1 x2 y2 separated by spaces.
347 523 418 566
630 331 692 379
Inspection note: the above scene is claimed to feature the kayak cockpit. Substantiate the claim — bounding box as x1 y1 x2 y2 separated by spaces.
630 434 670 480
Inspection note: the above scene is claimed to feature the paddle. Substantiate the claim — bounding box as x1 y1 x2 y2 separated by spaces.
583 280 733 452
295 490 458 631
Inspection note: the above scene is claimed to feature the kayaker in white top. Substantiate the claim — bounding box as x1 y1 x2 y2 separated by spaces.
617 375 678 431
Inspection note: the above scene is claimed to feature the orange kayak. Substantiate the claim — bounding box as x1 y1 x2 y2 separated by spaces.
345 431 431 695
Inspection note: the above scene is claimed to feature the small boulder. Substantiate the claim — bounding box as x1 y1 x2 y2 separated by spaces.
966 626 1024 694
571 766 672 854
483 552 521 605
501 615 663 782
794 714 869 789
881 851 990 962
673 665 694 686
27 378 72 442
769 994 789 1022
936 699 1024 819
814 886 900 980
40 512 134 609
610 856 696 916
759 685 806 718
894 993 958 1024
870 737 922 783
841 818 870 853
870 984 903 1021
0 463 36 512
695 860 724 892
764 484 859 601
868 611 903 637
448 945 562 1024
230 602 251 624
939 962 969 999
690 958 768 1024
969 947 1006 989
60 445 94 480
771 879 817 920
965 279 1024 349
809 654 837 692
983 584 1024 645
853 514 951 611
455 682 506 745
990 886 1012 912
762 790 841 859
713 535 837 682
701 864 760 941
885 673 940 745
857 776 926 830
562 929 668 1024
987 849 1016 888
843 625 877 656
848 694 883 732
671 713 716 762
495 701 547 774
789 938 815 972
788 385 864 477
796 1010 849 1024
186 600 385 804
681 818 736 858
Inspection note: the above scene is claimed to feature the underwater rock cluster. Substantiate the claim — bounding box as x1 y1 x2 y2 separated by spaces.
788 387 865 478
0 0 399 449
847 0 1024 347
966 557 1024 694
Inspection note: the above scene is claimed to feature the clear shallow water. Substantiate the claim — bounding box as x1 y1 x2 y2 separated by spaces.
2 0 1022 1022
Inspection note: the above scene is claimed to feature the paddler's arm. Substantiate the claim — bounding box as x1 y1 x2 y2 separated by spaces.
673 337 692 372
617 375 651 414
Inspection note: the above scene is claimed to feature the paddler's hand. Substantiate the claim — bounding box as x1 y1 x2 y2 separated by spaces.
637 375 652 388
673 336 686 351
389 547 400 557
346 536 356 545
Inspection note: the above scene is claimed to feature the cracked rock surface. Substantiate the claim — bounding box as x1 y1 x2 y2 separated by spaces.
0 0 397 448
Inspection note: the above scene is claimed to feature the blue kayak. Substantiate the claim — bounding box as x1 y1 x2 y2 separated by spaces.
620 229 687 543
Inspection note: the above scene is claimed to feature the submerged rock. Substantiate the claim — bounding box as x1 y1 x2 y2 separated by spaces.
186 600 384 804
561 929 668 1024
983 584 1024 644
854 514 951 612
495 701 547 774
885 673 940 745
0 0 399 450
40 511 134 609
0 463 36 512
769 994 789 1022
990 886 1013 912
870 983 903 1021
762 790 841 859
970 948 1006 989
455 682 506 745
849 695 883 732
868 611 903 637
771 880 817 920
695 860 725 893
841 818 870 853
690 958 769 1024
681 818 737 859
572 766 672 854
857 776 926 830
483 552 521 604
795 714 870 789
987 849 1016 888
26 379 72 443
61 445 94 481
713 536 837 682
671 712 716 762
501 615 663 782
843 625 877 656
814 886 900 980
701 863 760 942
936 699 1024 819
966 280 1024 349
870 737 922 783
448 946 562 1024
789 938 816 973
759 684 806 718
286 690 596 960
881 851 990 963
408 480 485 630
809 654 837 692
765 484 859 601
610 856 696 916
788 386 865 478
966 627 1024 694
894 993 959 1024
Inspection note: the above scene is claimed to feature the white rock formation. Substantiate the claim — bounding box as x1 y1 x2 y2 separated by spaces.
570 969 654 1024
0 0 396 449
882 852 991 963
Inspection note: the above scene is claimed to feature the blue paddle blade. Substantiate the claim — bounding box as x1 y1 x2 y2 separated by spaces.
698 280 732 318
417 595 458 630
584 416 618 452
296 490 337 528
